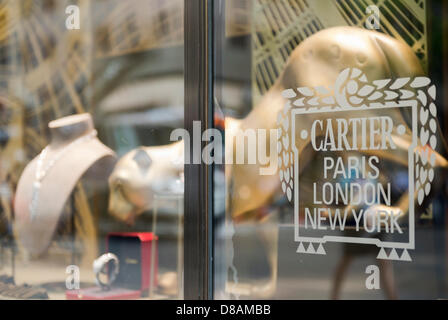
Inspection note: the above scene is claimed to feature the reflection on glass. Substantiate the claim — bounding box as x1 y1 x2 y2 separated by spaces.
215 0 448 300
0 0 184 300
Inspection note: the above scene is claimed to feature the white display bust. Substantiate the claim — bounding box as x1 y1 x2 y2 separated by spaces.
14 113 116 256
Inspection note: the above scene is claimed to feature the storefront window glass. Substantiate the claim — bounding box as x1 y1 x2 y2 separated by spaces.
214 0 448 299
0 0 184 299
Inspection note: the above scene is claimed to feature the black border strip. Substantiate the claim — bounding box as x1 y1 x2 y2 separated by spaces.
184 0 214 299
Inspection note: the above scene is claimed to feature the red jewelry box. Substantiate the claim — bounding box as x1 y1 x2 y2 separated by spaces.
66 232 158 300
106 232 158 295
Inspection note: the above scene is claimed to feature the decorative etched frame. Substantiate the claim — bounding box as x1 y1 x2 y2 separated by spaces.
277 68 438 261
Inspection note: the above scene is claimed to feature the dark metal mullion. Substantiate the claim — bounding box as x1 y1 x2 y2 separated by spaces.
184 0 214 300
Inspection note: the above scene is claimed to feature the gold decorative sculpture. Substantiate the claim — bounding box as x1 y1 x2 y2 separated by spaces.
108 140 184 225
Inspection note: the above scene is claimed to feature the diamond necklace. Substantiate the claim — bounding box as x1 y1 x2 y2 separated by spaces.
29 130 98 220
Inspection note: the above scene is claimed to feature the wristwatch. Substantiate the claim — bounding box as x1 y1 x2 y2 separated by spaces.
93 253 119 290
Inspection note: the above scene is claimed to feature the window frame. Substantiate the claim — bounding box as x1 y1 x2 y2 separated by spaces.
183 0 215 300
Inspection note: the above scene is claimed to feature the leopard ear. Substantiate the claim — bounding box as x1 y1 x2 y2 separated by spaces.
133 148 152 174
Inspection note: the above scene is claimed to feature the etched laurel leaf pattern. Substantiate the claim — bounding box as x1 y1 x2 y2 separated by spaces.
277 67 437 206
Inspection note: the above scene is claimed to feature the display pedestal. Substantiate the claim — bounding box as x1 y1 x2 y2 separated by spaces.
66 287 141 300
